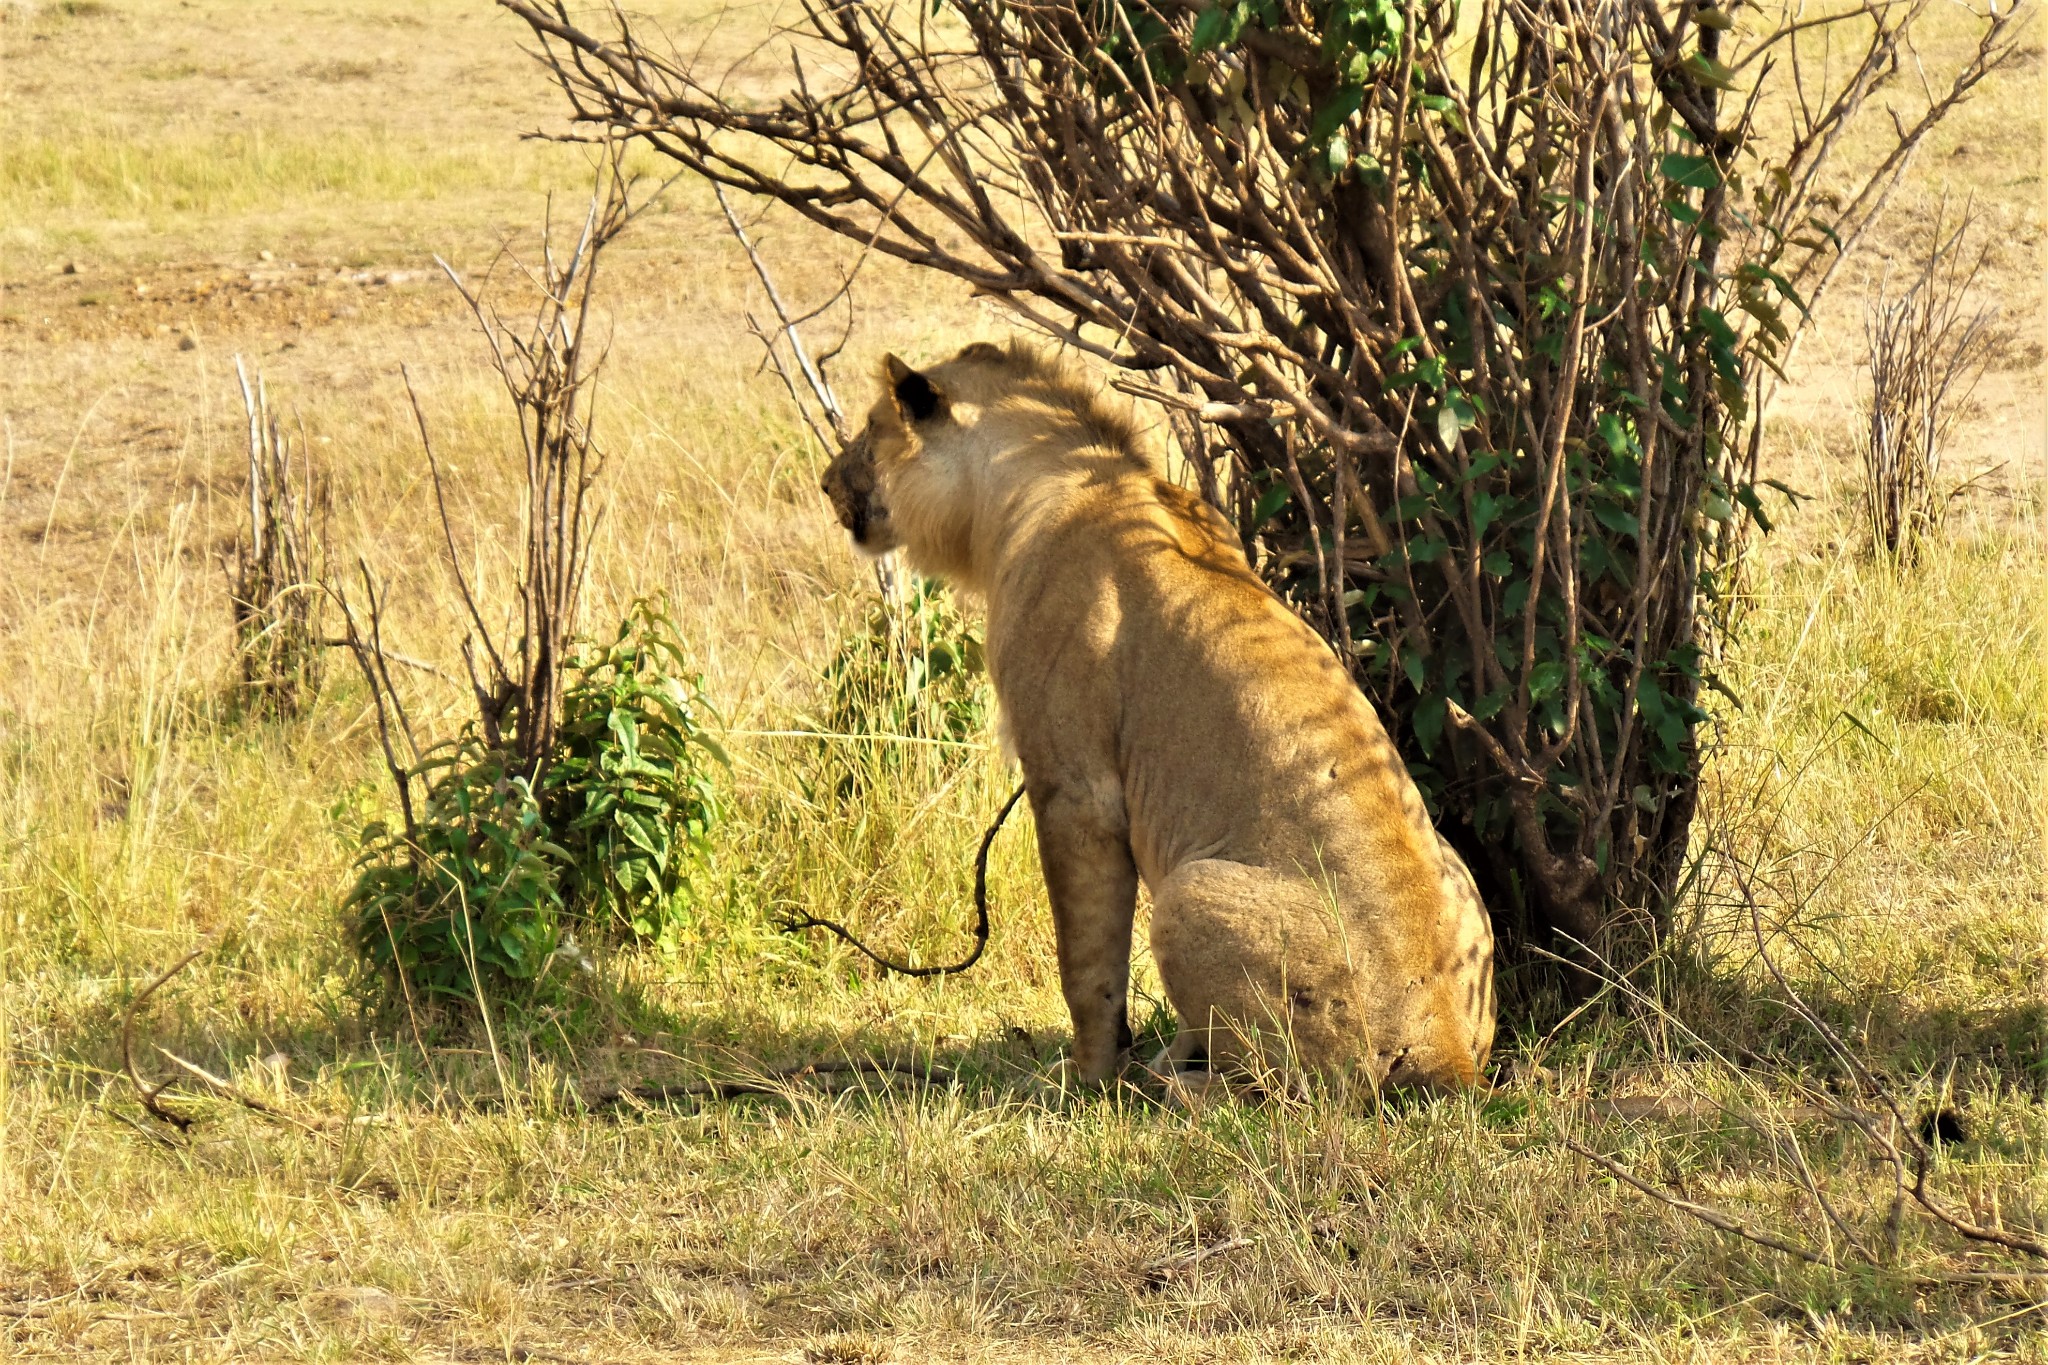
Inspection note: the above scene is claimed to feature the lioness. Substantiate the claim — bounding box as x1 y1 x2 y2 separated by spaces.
821 341 1494 1091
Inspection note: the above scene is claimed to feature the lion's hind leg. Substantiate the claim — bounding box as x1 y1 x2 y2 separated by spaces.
1148 859 1377 1086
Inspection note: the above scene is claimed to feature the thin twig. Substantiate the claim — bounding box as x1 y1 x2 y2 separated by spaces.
1731 860 2047 1260
714 184 844 438
1142 1236 1255 1288
590 1056 956 1106
315 639 449 680
1566 1137 1836 1268
120 944 208 1131
153 1048 324 1133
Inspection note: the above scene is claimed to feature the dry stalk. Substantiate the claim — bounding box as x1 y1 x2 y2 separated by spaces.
1862 202 2000 565
1567 1137 2048 1287
714 184 848 447
708 183 909 602
228 359 324 717
330 146 665 811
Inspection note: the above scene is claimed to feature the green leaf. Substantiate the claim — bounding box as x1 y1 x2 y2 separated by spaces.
1308 84 1365 147
1733 482 1773 534
1405 534 1450 564
1659 152 1718 190
1471 491 1509 539
1596 412 1631 457
1412 693 1447 757
1470 686 1510 721
1527 660 1566 701
1436 403 1463 449
1322 130 1351 179
1189 4 1233 54
1253 482 1292 526
1591 503 1640 538
1686 51 1738 91
1664 196 1703 226
1385 353 1447 393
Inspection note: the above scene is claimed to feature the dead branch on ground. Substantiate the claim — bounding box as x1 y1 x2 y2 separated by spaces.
121 943 207 1130
1559 834 2044 1285
1142 1235 1256 1288
589 1056 958 1106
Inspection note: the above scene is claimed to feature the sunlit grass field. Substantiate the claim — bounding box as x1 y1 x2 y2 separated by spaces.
2 0 2044 1360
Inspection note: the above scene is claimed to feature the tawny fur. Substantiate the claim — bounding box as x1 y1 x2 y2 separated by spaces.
821 340 1495 1090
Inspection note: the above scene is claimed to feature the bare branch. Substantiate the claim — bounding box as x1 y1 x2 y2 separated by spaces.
121 943 208 1131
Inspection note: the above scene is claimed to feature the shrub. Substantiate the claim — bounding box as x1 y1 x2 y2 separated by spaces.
808 580 990 798
346 598 724 1005
822 580 988 746
349 736 561 1001
226 360 323 719
1861 206 1997 567
547 597 726 950
506 0 2024 981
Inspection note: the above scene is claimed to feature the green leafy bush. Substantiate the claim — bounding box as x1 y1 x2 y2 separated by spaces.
808 580 989 796
547 597 726 949
349 737 563 1000
346 597 724 1005
506 0 2025 977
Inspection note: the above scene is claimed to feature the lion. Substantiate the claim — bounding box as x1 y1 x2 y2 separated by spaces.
820 340 1495 1092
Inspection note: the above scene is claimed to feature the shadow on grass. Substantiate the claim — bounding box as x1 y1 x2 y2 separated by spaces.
42 906 2044 1143
38 933 1084 1130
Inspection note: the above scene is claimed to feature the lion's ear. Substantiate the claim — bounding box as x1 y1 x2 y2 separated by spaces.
884 354 948 423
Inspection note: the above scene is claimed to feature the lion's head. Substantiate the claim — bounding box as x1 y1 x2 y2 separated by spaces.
819 345 1003 556
819 341 1144 578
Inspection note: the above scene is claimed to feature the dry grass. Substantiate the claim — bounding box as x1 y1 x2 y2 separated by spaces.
2 0 2045 1360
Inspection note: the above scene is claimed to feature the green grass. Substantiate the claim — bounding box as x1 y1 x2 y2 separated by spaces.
1 0 2043 1358
3 473 2044 1358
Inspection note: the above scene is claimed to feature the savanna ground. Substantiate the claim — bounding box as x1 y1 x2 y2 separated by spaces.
1 0 2044 1360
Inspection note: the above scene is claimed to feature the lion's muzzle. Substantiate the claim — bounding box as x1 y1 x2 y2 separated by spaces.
820 425 893 551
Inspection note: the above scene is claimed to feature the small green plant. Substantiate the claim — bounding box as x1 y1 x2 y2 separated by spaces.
809 580 989 797
823 580 987 744
547 597 725 949
345 598 724 1005
349 736 562 1000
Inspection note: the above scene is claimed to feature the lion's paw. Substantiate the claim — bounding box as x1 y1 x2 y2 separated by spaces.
1038 1056 1100 1098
